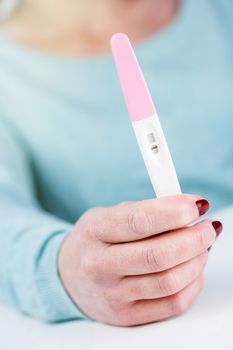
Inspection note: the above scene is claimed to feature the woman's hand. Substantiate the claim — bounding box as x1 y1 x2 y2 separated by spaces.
58 194 222 326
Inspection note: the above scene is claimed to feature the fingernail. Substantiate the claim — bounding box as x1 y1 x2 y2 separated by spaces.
196 199 210 216
212 221 223 237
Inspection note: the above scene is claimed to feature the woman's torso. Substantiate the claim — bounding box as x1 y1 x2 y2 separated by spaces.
0 0 232 221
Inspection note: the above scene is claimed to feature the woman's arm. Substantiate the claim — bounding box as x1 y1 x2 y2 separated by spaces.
0 115 87 322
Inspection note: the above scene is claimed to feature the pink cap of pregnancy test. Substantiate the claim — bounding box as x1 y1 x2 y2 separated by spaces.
111 33 156 122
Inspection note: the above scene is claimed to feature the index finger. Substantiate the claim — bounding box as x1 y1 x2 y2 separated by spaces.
91 194 209 243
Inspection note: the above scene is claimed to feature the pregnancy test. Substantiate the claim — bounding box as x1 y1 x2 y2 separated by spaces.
111 33 181 197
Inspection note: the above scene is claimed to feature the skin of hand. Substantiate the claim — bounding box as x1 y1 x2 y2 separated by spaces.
58 194 221 326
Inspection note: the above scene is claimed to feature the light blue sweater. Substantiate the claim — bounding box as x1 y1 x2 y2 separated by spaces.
0 0 232 322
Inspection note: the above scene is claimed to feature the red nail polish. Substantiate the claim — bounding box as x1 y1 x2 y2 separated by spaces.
212 221 223 237
196 199 210 216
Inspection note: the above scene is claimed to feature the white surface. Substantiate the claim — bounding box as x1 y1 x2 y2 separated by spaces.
1 206 233 350
133 115 181 197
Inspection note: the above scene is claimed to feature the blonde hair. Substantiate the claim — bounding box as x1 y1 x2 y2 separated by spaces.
0 0 19 21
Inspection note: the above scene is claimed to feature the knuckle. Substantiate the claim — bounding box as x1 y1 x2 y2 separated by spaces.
170 293 188 315
102 288 118 305
103 285 126 306
127 206 153 235
78 213 97 237
82 256 101 281
103 295 133 326
79 207 106 240
142 245 162 272
128 282 144 300
113 305 135 326
157 271 178 296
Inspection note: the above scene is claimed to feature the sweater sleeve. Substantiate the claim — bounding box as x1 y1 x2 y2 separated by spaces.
0 116 88 322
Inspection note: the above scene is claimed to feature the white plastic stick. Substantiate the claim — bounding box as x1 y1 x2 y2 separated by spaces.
111 33 181 197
